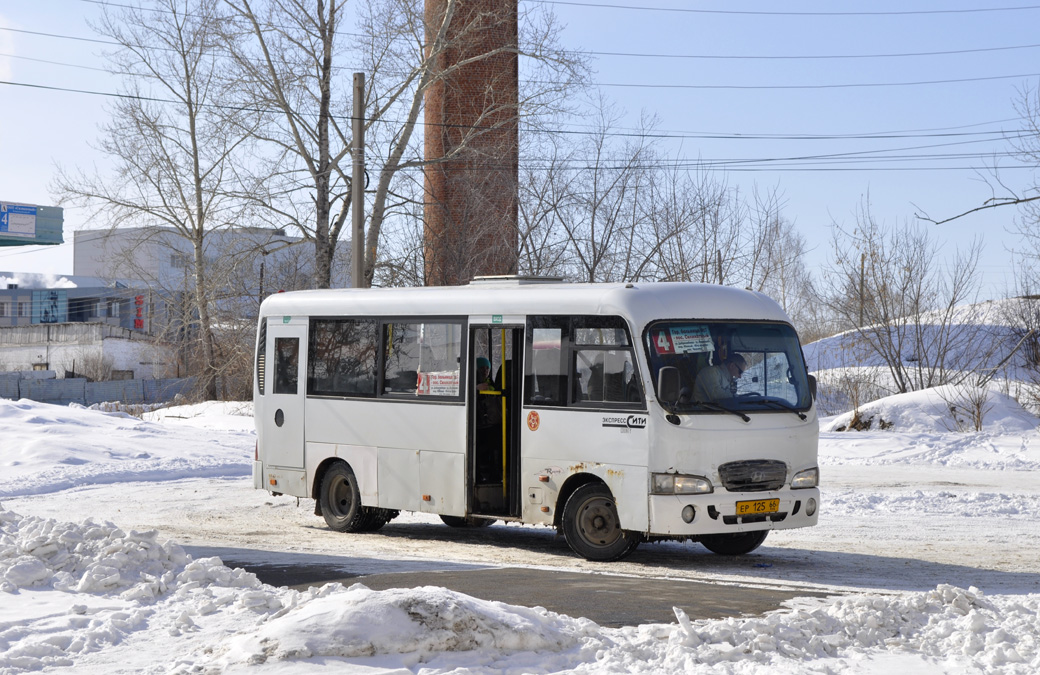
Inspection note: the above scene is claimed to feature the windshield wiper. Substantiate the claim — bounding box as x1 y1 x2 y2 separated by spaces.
741 397 807 420
689 401 750 423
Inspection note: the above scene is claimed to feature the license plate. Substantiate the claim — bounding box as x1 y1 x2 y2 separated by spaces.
736 498 779 516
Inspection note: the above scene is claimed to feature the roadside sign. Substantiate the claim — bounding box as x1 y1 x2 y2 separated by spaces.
0 201 64 246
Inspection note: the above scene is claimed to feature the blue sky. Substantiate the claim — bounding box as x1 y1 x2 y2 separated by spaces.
1 0 1037 299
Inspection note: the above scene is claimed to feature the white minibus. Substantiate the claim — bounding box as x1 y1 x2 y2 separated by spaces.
253 277 819 561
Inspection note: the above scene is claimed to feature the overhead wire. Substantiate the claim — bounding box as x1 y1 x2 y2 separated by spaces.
0 3 1034 174
528 1 1040 17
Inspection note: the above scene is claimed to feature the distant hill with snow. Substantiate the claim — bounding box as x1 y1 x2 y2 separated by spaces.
803 297 1040 430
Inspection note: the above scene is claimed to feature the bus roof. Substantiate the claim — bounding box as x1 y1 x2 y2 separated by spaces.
258 280 794 330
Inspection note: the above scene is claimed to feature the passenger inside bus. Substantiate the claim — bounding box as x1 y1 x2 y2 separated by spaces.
693 353 747 402
474 357 503 482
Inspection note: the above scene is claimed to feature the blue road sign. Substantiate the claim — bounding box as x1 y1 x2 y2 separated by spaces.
0 201 63 246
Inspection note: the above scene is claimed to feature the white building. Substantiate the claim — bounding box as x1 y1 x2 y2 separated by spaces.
0 272 178 378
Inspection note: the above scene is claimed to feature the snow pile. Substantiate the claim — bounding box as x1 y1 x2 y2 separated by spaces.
802 297 1026 378
0 508 191 595
0 505 254 671
2 502 1038 674
822 387 1038 435
649 586 1039 673
212 585 588 669
0 398 252 498
826 488 1040 519
141 400 255 432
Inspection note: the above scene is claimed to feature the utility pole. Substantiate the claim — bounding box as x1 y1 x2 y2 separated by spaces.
351 72 366 289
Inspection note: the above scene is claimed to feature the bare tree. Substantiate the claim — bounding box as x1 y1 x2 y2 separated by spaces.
822 201 989 394
54 0 249 399
220 0 585 289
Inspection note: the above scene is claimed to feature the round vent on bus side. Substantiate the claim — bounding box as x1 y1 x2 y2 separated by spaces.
718 460 787 492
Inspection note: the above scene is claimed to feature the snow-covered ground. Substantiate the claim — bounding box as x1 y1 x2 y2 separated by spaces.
2 396 1039 673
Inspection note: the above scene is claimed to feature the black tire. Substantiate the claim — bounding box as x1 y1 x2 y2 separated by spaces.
562 483 641 562
354 508 398 532
700 530 769 555
440 515 496 528
318 463 367 532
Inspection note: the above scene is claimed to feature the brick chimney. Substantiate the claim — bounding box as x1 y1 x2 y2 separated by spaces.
424 0 519 286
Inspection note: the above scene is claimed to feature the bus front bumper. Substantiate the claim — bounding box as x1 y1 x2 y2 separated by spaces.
647 488 819 536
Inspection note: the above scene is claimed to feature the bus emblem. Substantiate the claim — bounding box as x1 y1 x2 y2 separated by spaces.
527 410 540 431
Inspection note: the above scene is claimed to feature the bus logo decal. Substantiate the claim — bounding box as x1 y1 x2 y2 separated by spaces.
602 415 647 430
527 410 540 431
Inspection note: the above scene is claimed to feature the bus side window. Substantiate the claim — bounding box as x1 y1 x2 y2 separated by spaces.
525 321 566 406
308 319 378 396
274 337 299 394
571 315 643 407
384 321 462 397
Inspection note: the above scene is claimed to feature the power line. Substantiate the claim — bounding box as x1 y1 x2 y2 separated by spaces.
0 52 116 75
531 0 1040 16
12 16 1040 67
4 39 1025 139
575 72 1040 91
581 42 1040 61
0 26 118 46
1 76 1027 148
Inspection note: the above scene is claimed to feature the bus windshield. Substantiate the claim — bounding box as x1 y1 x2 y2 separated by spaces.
644 321 811 413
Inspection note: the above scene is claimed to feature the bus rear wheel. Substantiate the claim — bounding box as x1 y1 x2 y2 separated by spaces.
700 530 768 555
562 483 640 562
319 463 367 532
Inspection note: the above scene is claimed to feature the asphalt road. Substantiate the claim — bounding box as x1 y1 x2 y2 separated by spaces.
220 557 825 628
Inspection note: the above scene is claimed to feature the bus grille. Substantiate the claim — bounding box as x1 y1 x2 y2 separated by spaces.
718 460 787 492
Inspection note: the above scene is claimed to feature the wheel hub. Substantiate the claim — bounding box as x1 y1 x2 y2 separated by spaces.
580 498 620 546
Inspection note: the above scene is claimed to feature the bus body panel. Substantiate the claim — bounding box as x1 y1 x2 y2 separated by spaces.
305 398 467 513
306 398 466 451
419 450 466 514
519 407 650 531
377 446 421 512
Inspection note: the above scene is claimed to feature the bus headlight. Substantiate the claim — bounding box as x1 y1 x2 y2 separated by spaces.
791 467 819 489
652 473 713 495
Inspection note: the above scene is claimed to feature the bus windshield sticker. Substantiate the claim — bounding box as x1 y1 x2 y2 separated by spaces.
669 325 712 353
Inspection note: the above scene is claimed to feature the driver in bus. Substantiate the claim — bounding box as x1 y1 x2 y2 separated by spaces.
693 353 746 402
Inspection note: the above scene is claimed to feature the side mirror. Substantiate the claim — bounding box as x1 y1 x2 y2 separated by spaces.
657 366 680 404
808 374 817 401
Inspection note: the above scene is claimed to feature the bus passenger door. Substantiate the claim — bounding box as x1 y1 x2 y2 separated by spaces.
468 324 523 518
263 319 307 470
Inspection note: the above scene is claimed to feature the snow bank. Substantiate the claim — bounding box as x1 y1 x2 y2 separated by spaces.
822 387 1038 435
2 504 1038 674
0 398 252 498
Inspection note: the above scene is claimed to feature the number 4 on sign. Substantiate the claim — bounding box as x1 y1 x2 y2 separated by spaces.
655 330 675 355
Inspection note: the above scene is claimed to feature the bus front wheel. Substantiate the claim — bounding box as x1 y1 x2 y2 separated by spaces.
562 483 640 562
700 530 768 555
319 463 366 532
